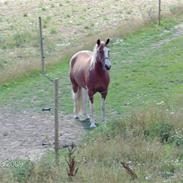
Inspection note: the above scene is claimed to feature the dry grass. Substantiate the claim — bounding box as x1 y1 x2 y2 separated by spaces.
75 108 183 182
0 0 183 83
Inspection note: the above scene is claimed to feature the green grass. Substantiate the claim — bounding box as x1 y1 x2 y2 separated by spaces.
108 30 183 115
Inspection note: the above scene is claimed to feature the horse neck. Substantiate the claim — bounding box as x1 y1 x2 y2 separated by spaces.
93 59 106 76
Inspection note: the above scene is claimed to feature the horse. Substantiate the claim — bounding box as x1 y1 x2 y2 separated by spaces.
69 39 111 128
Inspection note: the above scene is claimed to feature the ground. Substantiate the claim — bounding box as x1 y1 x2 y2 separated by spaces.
0 107 87 162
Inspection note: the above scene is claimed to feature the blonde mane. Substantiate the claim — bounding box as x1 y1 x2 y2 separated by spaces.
90 44 98 69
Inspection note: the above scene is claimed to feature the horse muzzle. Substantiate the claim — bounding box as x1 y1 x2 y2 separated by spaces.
105 65 111 70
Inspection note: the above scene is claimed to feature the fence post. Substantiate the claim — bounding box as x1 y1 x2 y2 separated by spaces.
54 79 59 164
158 0 161 25
39 17 45 73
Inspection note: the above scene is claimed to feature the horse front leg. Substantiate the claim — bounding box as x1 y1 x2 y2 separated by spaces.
101 98 106 122
88 91 96 128
101 92 107 122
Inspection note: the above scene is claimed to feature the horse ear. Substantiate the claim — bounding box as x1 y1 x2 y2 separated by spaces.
105 38 110 45
97 39 100 46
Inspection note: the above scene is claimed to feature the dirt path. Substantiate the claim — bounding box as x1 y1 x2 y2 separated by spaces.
153 22 183 48
0 108 87 162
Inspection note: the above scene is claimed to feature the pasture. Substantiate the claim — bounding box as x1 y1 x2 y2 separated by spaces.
0 0 183 83
0 14 183 182
0 0 183 182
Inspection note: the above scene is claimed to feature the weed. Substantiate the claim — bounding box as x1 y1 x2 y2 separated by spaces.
66 143 79 178
121 162 138 180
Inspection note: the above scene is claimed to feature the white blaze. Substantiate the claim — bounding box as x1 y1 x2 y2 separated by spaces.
104 47 111 68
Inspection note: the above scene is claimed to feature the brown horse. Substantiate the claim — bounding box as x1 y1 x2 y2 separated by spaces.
69 39 111 128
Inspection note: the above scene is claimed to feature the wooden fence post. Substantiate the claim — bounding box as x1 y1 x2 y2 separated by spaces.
39 17 45 73
54 79 59 164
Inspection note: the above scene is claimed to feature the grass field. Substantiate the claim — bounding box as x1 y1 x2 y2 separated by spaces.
0 14 183 116
0 14 183 182
0 0 183 83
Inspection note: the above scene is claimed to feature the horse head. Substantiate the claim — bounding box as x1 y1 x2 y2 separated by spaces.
96 39 111 70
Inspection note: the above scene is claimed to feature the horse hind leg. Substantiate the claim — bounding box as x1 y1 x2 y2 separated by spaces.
81 88 90 120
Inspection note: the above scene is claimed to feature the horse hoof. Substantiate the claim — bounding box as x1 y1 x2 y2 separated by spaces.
90 123 96 128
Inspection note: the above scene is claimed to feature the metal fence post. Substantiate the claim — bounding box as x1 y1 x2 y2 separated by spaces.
158 0 161 25
39 17 45 73
54 79 59 164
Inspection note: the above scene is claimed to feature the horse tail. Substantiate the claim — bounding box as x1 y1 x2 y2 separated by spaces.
72 87 82 114
77 87 82 113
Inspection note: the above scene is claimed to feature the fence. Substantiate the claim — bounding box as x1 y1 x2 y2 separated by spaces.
39 16 60 162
